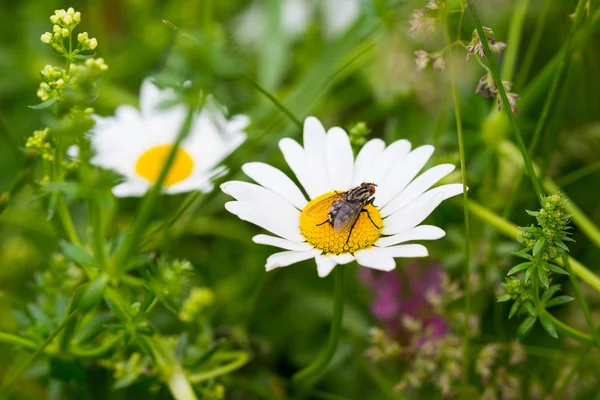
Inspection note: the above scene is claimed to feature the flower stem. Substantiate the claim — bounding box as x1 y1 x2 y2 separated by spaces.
57 189 81 246
467 0 544 199
293 266 346 387
112 106 195 270
562 255 600 348
0 310 78 393
466 200 600 294
442 3 471 384
188 351 249 383
0 333 38 351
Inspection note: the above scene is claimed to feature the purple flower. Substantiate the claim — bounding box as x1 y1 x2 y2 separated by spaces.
360 262 449 343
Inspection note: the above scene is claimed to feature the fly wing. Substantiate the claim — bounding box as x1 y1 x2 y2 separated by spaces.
332 201 362 234
306 193 343 217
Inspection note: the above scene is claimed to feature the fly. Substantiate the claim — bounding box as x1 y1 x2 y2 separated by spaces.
306 182 380 244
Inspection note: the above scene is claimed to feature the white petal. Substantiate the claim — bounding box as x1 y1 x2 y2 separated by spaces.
352 138 386 186
367 139 412 184
225 201 304 242
265 249 321 271
242 162 307 210
112 181 149 197
379 244 429 258
140 79 168 115
316 255 338 277
424 183 465 201
221 181 300 223
382 192 445 235
326 127 354 190
279 138 319 198
381 164 456 217
252 234 313 251
375 145 435 208
376 225 445 247
355 248 396 271
331 253 355 264
303 117 333 195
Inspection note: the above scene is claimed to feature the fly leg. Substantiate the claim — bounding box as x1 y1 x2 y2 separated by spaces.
361 208 380 229
346 220 357 244
316 220 329 227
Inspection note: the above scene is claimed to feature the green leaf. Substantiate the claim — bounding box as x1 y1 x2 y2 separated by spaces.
546 295 575 308
546 263 569 275
533 236 547 256
29 97 58 109
507 262 532 276
73 53 96 60
59 240 95 266
523 301 536 316
73 313 114 345
538 266 550 288
524 266 535 283
539 313 558 338
541 285 562 303
554 240 570 252
497 294 512 302
509 301 521 319
79 275 109 312
517 316 537 339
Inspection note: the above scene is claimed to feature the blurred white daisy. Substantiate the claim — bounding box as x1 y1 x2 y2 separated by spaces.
221 117 463 278
90 79 249 197
235 0 362 45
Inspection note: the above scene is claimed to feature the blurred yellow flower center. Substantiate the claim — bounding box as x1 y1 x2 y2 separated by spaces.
135 145 194 187
300 191 382 254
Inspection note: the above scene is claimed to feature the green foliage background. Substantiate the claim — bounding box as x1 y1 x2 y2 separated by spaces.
2 0 600 398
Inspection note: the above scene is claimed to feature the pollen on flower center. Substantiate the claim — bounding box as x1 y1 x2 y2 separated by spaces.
135 144 194 187
300 191 383 254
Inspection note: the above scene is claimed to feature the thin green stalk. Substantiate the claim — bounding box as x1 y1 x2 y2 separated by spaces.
188 351 249 383
1 310 78 393
112 106 195 270
552 346 590 400
555 160 600 187
514 0 552 89
0 333 37 351
90 199 108 268
545 312 595 345
543 178 600 249
467 0 544 198
562 255 600 348
500 0 530 82
57 195 81 245
466 200 600 293
443 5 471 383
293 266 346 386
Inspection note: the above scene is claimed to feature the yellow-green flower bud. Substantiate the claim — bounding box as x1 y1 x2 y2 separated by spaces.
67 7 75 15
73 12 81 23
41 32 52 44
63 14 73 24
54 32 62 40
50 15 59 24
56 9 66 17
56 79 65 87
53 24 61 33
62 28 69 37
89 38 98 49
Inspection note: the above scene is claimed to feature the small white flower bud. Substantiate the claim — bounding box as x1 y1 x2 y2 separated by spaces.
41 32 53 44
73 12 81 23
53 24 61 33
63 14 73 24
89 38 98 50
54 32 62 40
62 28 69 37
67 7 75 15
56 79 65 87
57 9 66 17
50 15 59 24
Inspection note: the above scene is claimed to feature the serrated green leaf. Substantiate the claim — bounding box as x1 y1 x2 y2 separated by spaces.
29 96 58 109
517 316 537 339
59 240 95 266
539 313 558 338
533 236 547 256
546 295 575 308
507 262 532 276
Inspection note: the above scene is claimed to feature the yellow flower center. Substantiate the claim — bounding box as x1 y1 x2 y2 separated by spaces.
135 145 194 187
300 191 382 254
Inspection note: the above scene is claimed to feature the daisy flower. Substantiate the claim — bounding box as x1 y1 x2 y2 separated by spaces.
90 79 249 197
221 117 463 277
